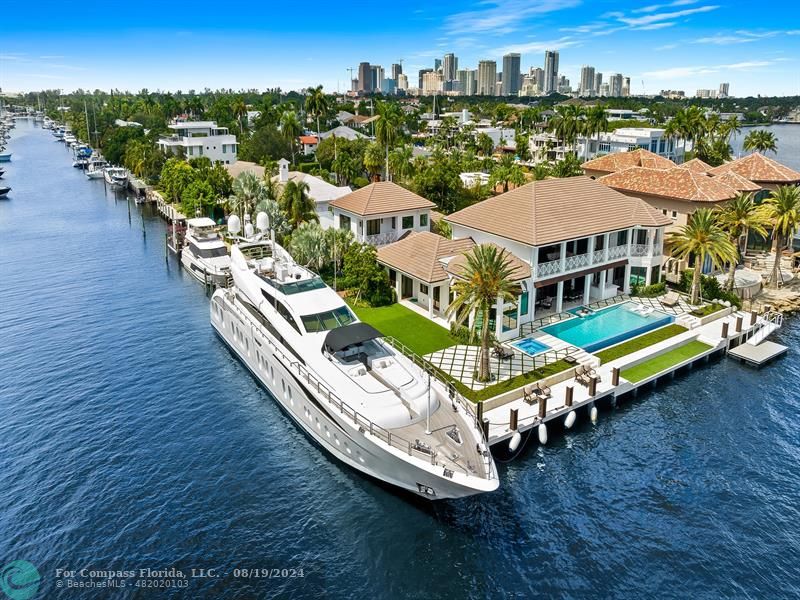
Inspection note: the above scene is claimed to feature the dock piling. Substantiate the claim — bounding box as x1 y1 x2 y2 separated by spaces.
588 376 597 397
538 395 547 419
750 311 757 326
509 408 518 432
565 386 573 407
612 367 620 386
735 316 743 333
721 321 729 339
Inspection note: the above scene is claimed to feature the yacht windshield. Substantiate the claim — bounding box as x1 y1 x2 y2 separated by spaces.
195 245 228 259
301 306 357 333
267 277 327 295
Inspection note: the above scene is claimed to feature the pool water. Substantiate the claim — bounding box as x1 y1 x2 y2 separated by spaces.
511 337 550 356
542 302 674 352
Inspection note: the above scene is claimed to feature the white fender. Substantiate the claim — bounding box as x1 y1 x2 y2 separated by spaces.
538 424 548 445
508 431 522 452
564 410 576 429
590 404 598 424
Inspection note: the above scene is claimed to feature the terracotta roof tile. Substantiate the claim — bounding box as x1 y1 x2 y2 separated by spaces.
713 170 761 193
445 244 531 281
582 148 676 174
445 176 671 247
677 158 712 174
376 232 475 283
599 167 738 203
299 135 318 144
330 181 435 216
708 153 800 184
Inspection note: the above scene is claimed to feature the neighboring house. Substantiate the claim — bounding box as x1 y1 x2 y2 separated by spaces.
708 153 800 192
299 135 318 155
375 176 670 340
158 121 238 164
330 182 436 246
460 172 490 187
272 159 351 228
226 160 265 179
581 148 676 179
534 128 682 165
318 125 368 141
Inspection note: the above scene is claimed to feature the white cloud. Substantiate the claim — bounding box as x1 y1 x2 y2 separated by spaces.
490 37 582 56
444 0 581 35
619 4 718 26
632 21 678 30
633 0 698 14
643 60 774 79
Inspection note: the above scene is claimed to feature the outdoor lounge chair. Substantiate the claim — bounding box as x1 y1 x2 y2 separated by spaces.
660 291 681 308
533 382 552 400
523 384 536 405
537 297 553 309
574 364 600 386
492 343 514 360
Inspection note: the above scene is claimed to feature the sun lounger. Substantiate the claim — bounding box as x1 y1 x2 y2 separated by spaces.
533 382 552 400
492 343 514 360
574 364 600 386
660 291 681 308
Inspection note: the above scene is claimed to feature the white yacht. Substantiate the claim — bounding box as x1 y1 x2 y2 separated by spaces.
103 166 128 187
181 217 231 287
85 157 109 179
210 218 498 499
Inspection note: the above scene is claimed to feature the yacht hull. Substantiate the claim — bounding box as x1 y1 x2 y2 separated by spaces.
211 290 497 500
181 252 230 287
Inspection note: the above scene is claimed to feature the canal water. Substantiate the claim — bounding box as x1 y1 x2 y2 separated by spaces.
1 121 799 598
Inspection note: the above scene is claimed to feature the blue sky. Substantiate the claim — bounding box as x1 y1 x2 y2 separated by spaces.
2 0 798 96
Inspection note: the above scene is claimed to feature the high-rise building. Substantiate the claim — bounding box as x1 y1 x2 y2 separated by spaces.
501 53 521 96
557 75 571 94
609 73 623 97
477 60 497 96
434 58 442 71
370 65 384 92
456 69 476 96
358 62 372 92
396 73 408 91
422 71 443 94
594 72 603 95
599 82 610 97
622 77 631 97
418 68 433 89
350 79 358 93
719 82 730 98
391 63 403 81
579 65 596 96
530 67 544 94
443 53 458 82
543 50 559 94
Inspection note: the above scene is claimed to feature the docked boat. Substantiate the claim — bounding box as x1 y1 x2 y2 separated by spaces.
0 187 10 198
0 151 11 163
103 167 128 187
180 217 232 286
85 157 108 179
0 168 5 178
210 216 498 499
63 134 77 146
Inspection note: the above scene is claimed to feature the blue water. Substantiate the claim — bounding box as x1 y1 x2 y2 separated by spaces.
2 121 800 598
511 337 550 356
543 303 674 352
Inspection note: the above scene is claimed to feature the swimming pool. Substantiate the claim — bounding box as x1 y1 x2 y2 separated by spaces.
541 302 674 353
511 337 551 356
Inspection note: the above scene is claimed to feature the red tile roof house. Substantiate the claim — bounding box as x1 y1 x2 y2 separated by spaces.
377 176 670 340
299 135 318 156
708 153 800 192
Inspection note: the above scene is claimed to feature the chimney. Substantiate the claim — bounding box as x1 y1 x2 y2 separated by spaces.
278 158 289 183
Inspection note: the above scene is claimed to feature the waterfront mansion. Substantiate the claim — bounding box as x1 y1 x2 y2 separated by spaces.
376 176 670 341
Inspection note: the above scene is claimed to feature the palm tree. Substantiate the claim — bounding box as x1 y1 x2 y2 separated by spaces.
229 171 265 222
375 101 403 180
388 145 415 182
716 193 769 291
232 96 248 134
446 245 519 382
583 104 609 161
289 221 327 270
280 110 302 165
668 208 737 304
723 115 741 141
743 129 778 154
548 105 583 155
280 180 318 229
304 85 329 139
760 185 800 288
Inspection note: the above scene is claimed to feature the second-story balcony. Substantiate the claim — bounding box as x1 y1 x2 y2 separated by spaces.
535 243 660 279
363 231 400 246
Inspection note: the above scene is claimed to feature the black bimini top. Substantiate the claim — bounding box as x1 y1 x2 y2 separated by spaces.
323 323 383 353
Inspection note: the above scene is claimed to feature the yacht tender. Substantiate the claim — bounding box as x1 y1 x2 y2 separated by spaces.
210 223 498 499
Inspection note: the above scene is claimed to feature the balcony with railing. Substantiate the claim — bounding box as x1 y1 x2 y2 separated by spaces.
363 230 400 246
535 241 661 281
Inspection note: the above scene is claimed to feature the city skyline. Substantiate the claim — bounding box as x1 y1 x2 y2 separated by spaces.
2 0 799 96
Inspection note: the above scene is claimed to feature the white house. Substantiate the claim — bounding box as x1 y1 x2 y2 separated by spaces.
530 127 683 164
158 121 238 164
319 125 368 141
299 135 319 155
329 182 435 246
272 159 351 228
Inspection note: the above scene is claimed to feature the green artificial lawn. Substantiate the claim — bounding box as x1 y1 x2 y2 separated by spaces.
621 340 712 383
350 302 458 356
452 359 574 403
690 303 726 317
595 324 688 363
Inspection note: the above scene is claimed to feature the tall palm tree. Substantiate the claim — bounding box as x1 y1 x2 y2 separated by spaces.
232 96 248 134
743 129 778 154
583 104 609 161
723 115 741 141
289 221 327 270
229 171 265 222
279 110 302 165
280 180 318 229
304 85 329 139
716 193 769 291
548 105 583 155
375 101 403 180
668 208 737 304
388 145 415 182
446 245 519 383
760 185 800 288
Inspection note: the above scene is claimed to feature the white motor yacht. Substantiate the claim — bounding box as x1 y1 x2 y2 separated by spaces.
85 157 109 179
181 217 231 287
210 215 498 499
103 166 128 187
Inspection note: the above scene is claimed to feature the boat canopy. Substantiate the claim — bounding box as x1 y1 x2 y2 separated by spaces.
323 323 383 353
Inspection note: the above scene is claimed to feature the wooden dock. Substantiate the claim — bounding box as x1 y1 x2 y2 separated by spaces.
728 341 788 366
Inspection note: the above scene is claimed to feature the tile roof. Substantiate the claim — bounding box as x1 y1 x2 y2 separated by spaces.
581 148 677 174
708 153 800 184
445 176 671 247
599 167 739 203
677 158 712 174
376 232 475 283
713 170 761 193
299 135 318 144
445 243 531 282
329 181 435 216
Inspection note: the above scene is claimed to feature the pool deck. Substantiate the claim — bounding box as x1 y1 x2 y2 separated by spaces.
484 307 782 447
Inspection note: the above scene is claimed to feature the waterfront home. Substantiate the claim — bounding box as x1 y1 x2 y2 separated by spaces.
532 128 683 165
272 159 351 228
598 166 739 232
708 153 800 192
158 121 238 165
318 125 368 141
329 181 435 246
377 176 670 341
581 148 676 179
299 135 318 155
677 158 713 174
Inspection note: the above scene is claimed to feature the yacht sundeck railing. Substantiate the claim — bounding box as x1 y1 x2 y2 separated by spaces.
222 293 493 481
